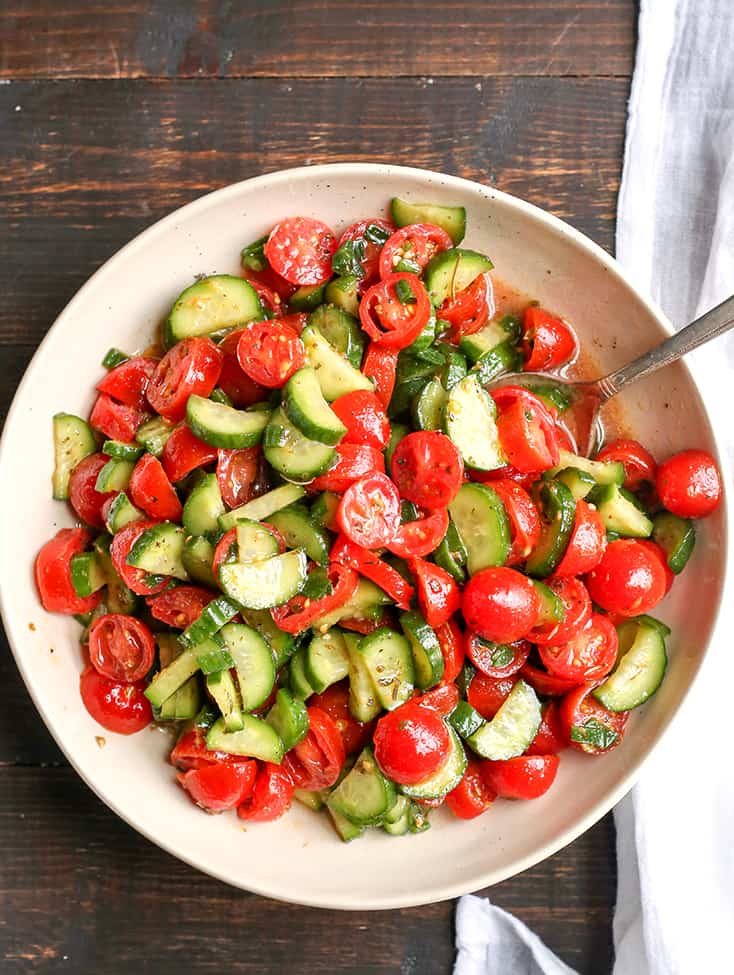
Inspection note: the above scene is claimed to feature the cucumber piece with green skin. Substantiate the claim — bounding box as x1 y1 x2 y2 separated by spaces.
343 631 381 722
531 580 566 625
525 481 576 578
327 805 365 842
158 675 201 721
289 646 315 699
310 491 340 532
102 347 129 369
358 628 415 711
433 517 468 584
165 274 263 346
220 622 276 711
459 318 519 363
52 413 97 500
182 473 225 537
234 519 281 563
399 611 444 690
652 511 695 572
145 644 201 708
266 688 309 751
590 482 653 538
240 235 268 272
408 803 431 833
438 344 468 390
530 382 573 415
104 492 144 534
289 283 326 311
218 483 306 531
385 422 409 470
471 341 523 386
70 552 106 598
127 521 189 580
552 467 596 501
283 367 347 445
448 482 511 574
401 725 467 799
306 305 365 369
449 700 485 739
594 617 668 711
424 248 494 306
467 680 541 760
240 607 295 669
383 795 411 835
302 325 374 400
182 535 217 588
135 415 174 457
206 714 284 763
445 375 506 471
405 307 437 357
548 449 624 486
305 628 350 693
77 602 108 643
95 457 135 493
327 746 397 826
186 395 270 450
157 632 184 669
293 789 324 811
92 535 139 614
412 376 446 431
324 275 360 317
209 387 233 407
102 439 144 462
218 549 308 610
206 669 244 732
390 197 467 245
196 635 233 675
263 406 337 483
180 595 240 647
311 578 391 633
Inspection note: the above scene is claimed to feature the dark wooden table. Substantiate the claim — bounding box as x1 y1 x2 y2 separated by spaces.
0 3 634 971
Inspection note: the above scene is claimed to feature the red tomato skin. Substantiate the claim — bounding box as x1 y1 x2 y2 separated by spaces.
129 453 182 522
330 535 414 609
211 527 238 578
217 328 269 407
89 393 147 442
496 399 555 473
480 754 560 799
283 707 346 791
373 700 451 786
79 667 152 734
360 273 432 349
170 727 235 770
97 356 158 411
391 431 464 511
362 344 398 408
465 634 530 680
271 563 359 634
69 453 115 528
337 473 401 549
264 217 337 286
408 556 461 628
538 613 618 683
596 438 657 492
110 519 170 596
310 682 375 755
656 449 722 518
521 307 576 372
161 425 218 483
379 224 453 279
236 319 305 388
237 762 295 822
520 662 582 697
178 760 257 813
553 499 607 578
435 619 465 686
467 673 517 720
35 528 102 615
445 759 496 819
638 539 675 593
586 539 667 617
310 443 385 493
487 478 540 565
88 613 155 683
146 338 222 422
416 683 460 717
331 390 390 449
439 274 492 341
147 586 216 628
560 684 629 755
530 577 592 647
526 701 568 755
243 264 296 303
386 508 449 559
462 567 540 644
216 447 260 509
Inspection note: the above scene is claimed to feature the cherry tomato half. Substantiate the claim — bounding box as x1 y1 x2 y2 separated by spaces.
311 443 385 493
386 507 450 559
146 337 222 422
283 706 346 790
586 539 667 617
110 519 169 597
530 577 592 646
552 499 606 578
465 634 530 680
337 472 401 549
129 453 182 522
416 683 460 717
391 431 464 510
538 612 618 683
435 619 465 686
161 424 218 484
236 318 305 389
519 662 580 698
596 438 657 492
178 760 256 813
147 585 215 629
80 667 152 735
338 218 394 287
35 528 102 615
69 453 115 528
445 759 495 819
480 754 560 799
521 307 576 372
88 613 155 683
467 673 517 720
439 274 493 341
560 683 629 755
462 567 539 644
655 449 722 518
526 701 568 755
495 395 559 473
271 563 359 634
264 216 337 286
237 762 294 822
379 224 453 279
489 478 540 565
360 272 432 350
373 699 451 786
97 355 158 411
89 393 148 443
217 327 269 407
330 535 414 610
362 343 398 408
331 390 390 450
310 681 375 755
408 556 461 628
216 447 260 509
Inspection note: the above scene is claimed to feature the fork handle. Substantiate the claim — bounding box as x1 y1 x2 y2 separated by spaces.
596 293 734 401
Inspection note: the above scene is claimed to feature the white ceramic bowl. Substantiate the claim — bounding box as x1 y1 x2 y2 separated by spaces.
0 164 728 910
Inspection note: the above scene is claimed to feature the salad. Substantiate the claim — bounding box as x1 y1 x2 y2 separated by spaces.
35 198 723 839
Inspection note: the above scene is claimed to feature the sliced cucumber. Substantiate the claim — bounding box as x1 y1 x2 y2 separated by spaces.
70 552 106 599
327 746 397 826
135 415 174 457
358 628 415 711
449 700 485 739
186 395 269 450
310 490 340 532
406 307 437 356
342 631 381 722
289 646 316 699
591 483 653 538
267 505 331 567
104 492 144 534
218 483 306 531
92 536 139 615
412 376 446 431
438 343 468 391
235 519 281 563
525 481 576 577
158 675 201 721
307 305 365 369
324 275 360 317
311 578 391 632
206 669 244 732
220 622 276 712
327 805 365 842
266 688 309 751
594 617 667 711
553 467 596 501
180 595 239 647
289 282 326 312
284 366 347 445
471 342 523 386
459 318 517 363
218 549 307 610
532 580 566 625
145 644 200 708
401 725 467 799
182 473 225 537
293 789 324 811
166 274 262 346
383 795 411 835
448 482 511 574
196 636 234 675
652 511 695 572
263 405 336 483
433 516 468 583
126 521 188 580
399 611 444 690
466 680 541 760
241 607 295 669
306 628 350 693
424 248 493 306
52 413 97 500
390 197 466 245
385 422 409 470
549 449 624 486
182 534 217 588
445 375 506 471
95 457 134 493
206 714 284 763
302 325 373 400
102 439 144 462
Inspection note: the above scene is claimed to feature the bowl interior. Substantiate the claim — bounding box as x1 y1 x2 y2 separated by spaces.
0 164 726 909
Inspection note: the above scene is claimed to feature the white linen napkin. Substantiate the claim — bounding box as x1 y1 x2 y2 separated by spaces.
455 1 734 972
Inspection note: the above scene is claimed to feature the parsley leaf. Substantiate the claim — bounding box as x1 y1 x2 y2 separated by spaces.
364 223 391 245
395 279 416 304
488 643 515 669
241 235 269 271
570 718 619 751
301 568 334 601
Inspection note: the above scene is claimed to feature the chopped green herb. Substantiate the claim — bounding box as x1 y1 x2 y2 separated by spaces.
210 387 233 407
396 257 422 275
241 235 269 272
332 239 366 278
488 643 515 669
395 279 416 304
570 718 619 751
102 347 129 369
364 223 392 245
301 567 334 600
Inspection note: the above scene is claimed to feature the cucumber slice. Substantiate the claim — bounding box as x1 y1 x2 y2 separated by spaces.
385 422 409 470
327 746 397 826
445 375 506 470
157 675 201 721
182 534 217 588
302 325 373 400
180 595 240 647
182 473 225 537
592 483 653 538
52 413 97 500
70 552 106 598
405 307 437 357
218 549 308 610
263 406 336 483
383 795 411 835
218 483 306 531
433 516 468 584
466 680 541 760
399 611 444 690
235 519 281 563
311 578 391 632
459 318 517 363
306 628 350 693
104 492 144 534
448 482 511 574
293 789 324 811
531 580 566 625
102 439 144 462
449 700 485 739
284 367 348 445
342 632 381 723
390 197 466 245
266 688 309 750
95 457 134 493
594 617 668 711
268 504 331 564
424 248 493 306
324 275 360 317
206 715 284 763
549 449 624 486
196 636 233 675
525 481 576 577
241 607 295 669
307 305 365 369
358 628 415 711
652 511 695 572
165 274 262 346
289 283 326 312
438 343 468 391
186 395 269 450
220 622 276 712
135 415 174 457
126 521 188 580
412 376 446 431
206 669 244 732
471 341 523 386
401 725 467 799
145 644 200 708
327 805 365 842
289 646 315 699
92 536 139 614
310 490 340 532
553 467 596 501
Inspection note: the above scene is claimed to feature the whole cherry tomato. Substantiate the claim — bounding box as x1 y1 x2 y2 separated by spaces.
586 539 668 616
373 699 451 785
80 667 152 734
655 449 722 518
462 567 539 644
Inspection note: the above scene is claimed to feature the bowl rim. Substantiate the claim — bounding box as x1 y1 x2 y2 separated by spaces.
1 162 730 909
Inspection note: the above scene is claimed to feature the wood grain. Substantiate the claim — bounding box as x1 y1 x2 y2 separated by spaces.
0 765 616 974
0 0 635 80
